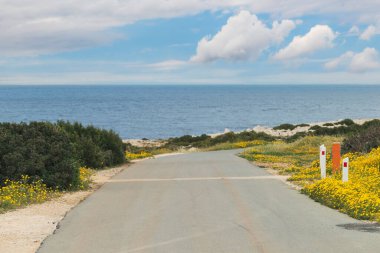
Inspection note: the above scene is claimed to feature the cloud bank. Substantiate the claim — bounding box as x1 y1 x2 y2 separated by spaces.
360 25 378 40
191 11 296 62
274 25 336 60
1 0 380 56
325 47 380 72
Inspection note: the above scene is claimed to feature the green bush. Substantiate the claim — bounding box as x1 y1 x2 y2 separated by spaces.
164 134 211 149
335 119 355 126
342 124 380 153
0 121 126 189
309 124 360 136
0 122 79 189
296 123 310 127
57 121 125 169
273 123 296 131
164 131 274 149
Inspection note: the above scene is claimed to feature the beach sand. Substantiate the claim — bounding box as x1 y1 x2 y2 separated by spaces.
208 118 375 138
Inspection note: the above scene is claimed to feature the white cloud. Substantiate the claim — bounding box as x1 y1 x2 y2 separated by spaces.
359 25 378 40
325 51 354 69
325 47 380 72
274 25 336 60
1 1 380 57
350 47 380 72
0 0 226 56
348 25 360 35
244 0 380 22
191 11 296 62
148 60 188 70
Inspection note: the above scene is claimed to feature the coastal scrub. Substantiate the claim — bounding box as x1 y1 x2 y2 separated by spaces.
242 135 380 221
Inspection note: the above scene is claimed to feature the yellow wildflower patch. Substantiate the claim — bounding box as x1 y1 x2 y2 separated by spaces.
0 175 57 211
78 167 94 190
234 140 266 148
242 136 380 222
303 148 380 221
125 151 153 160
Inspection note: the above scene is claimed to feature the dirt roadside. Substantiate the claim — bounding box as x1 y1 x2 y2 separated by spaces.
0 164 128 253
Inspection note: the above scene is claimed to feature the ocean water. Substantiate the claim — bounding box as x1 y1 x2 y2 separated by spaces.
1 85 380 139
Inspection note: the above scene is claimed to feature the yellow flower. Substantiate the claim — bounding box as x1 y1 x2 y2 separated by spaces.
125 151 153 160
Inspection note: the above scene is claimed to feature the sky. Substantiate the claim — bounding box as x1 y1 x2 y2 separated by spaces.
1 0 380 85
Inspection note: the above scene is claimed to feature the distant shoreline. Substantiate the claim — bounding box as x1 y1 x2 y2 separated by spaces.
124 118 376 147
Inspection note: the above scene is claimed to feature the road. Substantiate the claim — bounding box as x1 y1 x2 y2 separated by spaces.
38 150 380 253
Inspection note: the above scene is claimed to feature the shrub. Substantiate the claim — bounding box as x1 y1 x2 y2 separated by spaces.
342 125 380 153
309 124 360 136
0 122 79 189
164 131 274 149
57 121 125 169
362 119 380 128
296 123 310 127
0 121 126 189
335 119 355 126
164 134 211 148
273 123 296 131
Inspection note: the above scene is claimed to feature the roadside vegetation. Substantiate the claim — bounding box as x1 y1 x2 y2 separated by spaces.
124 119 380 222
204 140 267 151
2 118 380 220
163 131 275 149
273 123 309 131
128 119 380 156
241 122 380 222
0 121 125 212
0 175 57 213
303 149 380 221
125 150 153 160
242 136 342 175
123 131 276 159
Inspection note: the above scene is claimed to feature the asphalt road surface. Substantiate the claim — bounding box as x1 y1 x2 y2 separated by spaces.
38 150 380 253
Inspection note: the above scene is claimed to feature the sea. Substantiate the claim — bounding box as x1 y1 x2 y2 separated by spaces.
1 85 380 139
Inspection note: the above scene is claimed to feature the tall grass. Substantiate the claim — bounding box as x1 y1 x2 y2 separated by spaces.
243 136 343 167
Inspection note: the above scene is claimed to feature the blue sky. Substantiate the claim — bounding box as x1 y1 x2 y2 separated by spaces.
1 1 380 85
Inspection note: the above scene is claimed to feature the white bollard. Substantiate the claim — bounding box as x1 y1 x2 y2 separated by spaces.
320 144 327 179
342 157 349 182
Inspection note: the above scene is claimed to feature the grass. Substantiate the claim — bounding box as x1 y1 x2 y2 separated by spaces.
241 136 342 171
